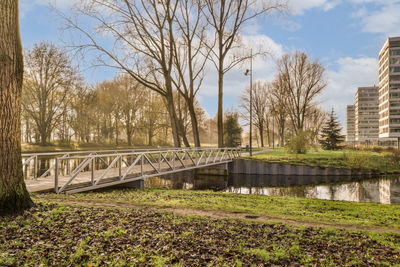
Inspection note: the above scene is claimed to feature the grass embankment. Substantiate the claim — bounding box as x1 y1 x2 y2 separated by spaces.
1 200 399 266
39 188 400 230
244 148 400 173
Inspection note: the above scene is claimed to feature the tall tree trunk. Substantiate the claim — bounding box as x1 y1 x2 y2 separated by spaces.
259 125 264 148
280 120 285 147
115 114 119 146
148 126 153 147
164 92 181 147
127 134 131 146
181 130 190 148
187 100 201 147
217 64 224 148
126 117 132 146
0 0 33 215
40 128 47 145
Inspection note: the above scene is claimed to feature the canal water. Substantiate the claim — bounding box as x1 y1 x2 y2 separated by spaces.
24 157 400 204
145 174 400 205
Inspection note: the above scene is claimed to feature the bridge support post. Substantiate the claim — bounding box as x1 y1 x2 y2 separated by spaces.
195 162 229 176
194 162 229 190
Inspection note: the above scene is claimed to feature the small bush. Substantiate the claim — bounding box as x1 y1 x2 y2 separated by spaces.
388 149 400 165
371 146 384 153
286 131 310 154
343 152 371 170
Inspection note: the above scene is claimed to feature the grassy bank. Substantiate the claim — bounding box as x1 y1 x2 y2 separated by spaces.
1 201 399 266
38 188 400 230
245 148 400 173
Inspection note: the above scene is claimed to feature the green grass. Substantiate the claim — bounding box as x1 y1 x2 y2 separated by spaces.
40 188 400 230
244 147 399 173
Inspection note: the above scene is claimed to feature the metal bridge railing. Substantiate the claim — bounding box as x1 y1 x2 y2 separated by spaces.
21 147 217 180
22 147 241 194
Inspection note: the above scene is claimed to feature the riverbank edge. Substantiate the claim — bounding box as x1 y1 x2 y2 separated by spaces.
231 158 387 176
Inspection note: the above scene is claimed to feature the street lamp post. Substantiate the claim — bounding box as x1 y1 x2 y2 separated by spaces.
245 49 253 156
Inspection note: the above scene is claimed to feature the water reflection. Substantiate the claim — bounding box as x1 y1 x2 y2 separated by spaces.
145 173 400 204
225 174 400 204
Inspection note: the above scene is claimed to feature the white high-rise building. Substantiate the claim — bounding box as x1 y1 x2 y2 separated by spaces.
378 37 400 140
355 86 379 142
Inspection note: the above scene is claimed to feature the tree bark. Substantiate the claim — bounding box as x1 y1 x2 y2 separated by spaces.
259 124 264 148
40 128 47 146
148 126 153 147
280 119 285 147
0 0 33 215
164 92 181 148
188 101 201 147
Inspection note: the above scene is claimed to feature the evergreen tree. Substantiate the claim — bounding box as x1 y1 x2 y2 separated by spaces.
223 110 242 147
319 108 344 150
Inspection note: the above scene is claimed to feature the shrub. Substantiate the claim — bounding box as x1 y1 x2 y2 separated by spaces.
388 149 400 165
286 131 310 154
342 152 371 170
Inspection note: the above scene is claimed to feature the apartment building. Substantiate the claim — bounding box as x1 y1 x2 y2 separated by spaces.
355 86 379 142
346 105 355 142
378 37 400 139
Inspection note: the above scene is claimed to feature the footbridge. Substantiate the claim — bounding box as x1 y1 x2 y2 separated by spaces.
22 147 242 194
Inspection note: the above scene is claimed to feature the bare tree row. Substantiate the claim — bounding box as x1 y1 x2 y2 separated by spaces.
21 42 213 147
58 0 286 147
240 51 328 147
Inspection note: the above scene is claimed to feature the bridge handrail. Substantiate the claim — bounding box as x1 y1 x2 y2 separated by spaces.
54 147 238 160
21 147 220 157
22 147 242 181
52 147 241 194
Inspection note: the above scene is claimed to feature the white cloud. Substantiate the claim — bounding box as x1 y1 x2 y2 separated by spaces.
288 0 341 14
359 5 400 35
347 0 400 36
350 7 367 18
322 57 379 129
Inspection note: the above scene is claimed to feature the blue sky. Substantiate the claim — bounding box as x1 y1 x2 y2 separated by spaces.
19 0 400 130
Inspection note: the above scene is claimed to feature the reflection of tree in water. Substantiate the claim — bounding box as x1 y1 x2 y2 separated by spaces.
359 180 380 203
387 177 400 204
145 176 194 190
224 175 400 204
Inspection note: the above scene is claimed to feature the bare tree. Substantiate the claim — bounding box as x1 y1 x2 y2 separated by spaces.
203 0 285 147
304 106 327 146
22 42 77 145
61 0 186 147
0 0 33 214
69 85 96 143
276 51 327 134
115 74 145 146
269 77 288 146
172 0 210 147
239 80 269 147
141 91 167 147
